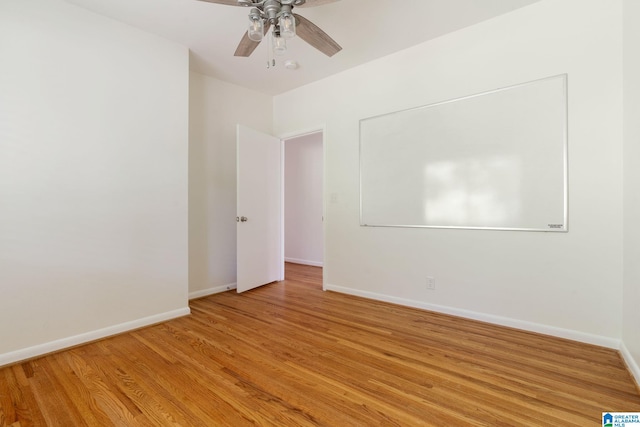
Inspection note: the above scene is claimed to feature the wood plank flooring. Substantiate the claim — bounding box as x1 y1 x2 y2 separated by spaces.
1 263 639 426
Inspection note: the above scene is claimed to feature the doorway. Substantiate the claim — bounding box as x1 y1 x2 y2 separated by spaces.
283 131 324 276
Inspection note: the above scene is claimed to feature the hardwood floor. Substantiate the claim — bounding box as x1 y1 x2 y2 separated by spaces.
1 263 639 426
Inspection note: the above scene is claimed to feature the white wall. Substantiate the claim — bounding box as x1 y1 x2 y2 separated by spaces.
189 72 273 298
274 0 625 347
623 0 640 384
0 0 189 365
285 133 324 267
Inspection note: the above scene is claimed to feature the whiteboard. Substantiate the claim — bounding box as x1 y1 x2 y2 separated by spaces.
359 74 567 231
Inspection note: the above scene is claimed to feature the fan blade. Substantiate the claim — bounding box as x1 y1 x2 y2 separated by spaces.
196 0 241 6
295 0 340 7
234 32 260 57
234 23 271 57
294 14 341 57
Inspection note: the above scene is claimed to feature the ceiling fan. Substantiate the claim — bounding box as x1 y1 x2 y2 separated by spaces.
197 0 342 58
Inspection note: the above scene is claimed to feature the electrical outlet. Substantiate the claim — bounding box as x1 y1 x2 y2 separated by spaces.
427 276 436 290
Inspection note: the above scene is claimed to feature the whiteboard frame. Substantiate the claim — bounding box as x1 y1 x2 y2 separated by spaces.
358 74 568 232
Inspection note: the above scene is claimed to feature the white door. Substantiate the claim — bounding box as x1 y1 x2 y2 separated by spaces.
236 125 282 293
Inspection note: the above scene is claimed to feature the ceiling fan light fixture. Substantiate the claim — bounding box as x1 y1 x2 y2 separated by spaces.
247 8 264 42
279 12 296 39
272 31 287 55
202 0 342 61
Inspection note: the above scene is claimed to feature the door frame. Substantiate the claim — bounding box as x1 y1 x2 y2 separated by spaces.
279 125 326 289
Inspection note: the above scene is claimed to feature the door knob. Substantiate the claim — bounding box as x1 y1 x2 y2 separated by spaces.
240 216 248 222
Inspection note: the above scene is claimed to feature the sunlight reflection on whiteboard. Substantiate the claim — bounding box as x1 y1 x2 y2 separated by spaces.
423 156 522 227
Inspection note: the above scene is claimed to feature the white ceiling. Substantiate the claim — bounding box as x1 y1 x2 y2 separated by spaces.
64 0 540 95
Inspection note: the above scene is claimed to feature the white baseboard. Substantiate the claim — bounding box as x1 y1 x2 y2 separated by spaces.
285 257 323 267
189 283 237 300
0 307 191 368
620 341 640 389
324 283 620 349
